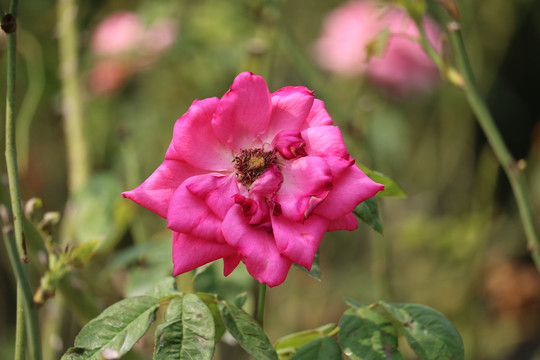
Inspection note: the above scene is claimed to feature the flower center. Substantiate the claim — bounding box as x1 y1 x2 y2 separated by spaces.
233 148 277 187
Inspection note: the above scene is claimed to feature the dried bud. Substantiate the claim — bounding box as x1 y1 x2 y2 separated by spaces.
1 14 16 34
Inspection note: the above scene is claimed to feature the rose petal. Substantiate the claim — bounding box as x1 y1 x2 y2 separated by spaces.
300 99 333 130
223 254 243 276
327 212 358 231
212 72 271 150
315 164 384 219
122 159 205 218
186 174 238 219
262 86 314 143
271 214 329 270
302 126 349 159
222 206 292 287
165 97 233 171
271 130 307 160
172 232 238 276
249 164 283 197
276 156 333 222
167 175 231 242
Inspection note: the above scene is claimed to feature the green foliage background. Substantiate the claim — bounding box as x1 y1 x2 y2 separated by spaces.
0 0 539 359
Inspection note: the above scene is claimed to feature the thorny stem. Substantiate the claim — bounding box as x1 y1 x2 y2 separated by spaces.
254 282 267 328
3 1 42 359
413 9 540 270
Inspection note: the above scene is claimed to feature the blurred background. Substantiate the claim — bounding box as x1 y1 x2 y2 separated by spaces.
0 0 539 359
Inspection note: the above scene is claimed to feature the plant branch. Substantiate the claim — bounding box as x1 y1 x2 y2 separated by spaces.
446 23 540 268
3 1 42 358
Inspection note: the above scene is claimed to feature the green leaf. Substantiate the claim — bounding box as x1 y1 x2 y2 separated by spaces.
144 276 182 299
154 294 215 360
69 240 100 265
294 250 321 281
353 197 383 234
338 307 403 360
61 296 160 360
275 323 338 351
378 302 464 360
63 173 129 252
234 291 249 308
343 297 363 309
290 336 341 360
357 164 405 198
197 293 226 341
219 301 278 360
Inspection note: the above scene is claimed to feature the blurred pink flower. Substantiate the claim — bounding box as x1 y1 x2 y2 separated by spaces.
123 72 384 287
89 11 178 94
315 0 441 96
91 11 143 57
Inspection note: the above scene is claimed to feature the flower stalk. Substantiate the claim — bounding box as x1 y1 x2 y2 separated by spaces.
3 1 42 358
255 282 267 327
412 8 540 269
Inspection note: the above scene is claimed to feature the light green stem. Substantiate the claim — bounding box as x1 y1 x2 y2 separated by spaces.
3 1 42 359
14 288 26 360
254 282 267 327
447 24 540 268
57 0 89 193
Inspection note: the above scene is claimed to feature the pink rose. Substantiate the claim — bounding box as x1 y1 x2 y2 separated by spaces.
123 72 384 287
315 0 441 96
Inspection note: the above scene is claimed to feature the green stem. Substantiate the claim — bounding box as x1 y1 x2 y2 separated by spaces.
4 228 42 360
57 0 89 193
3 2 42 359
447 24 540 268
14 287 26 360
254 282 267 327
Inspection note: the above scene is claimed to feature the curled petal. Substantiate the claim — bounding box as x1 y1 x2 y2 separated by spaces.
327 212 358 231
186 174 238 219
165 97 233 171
167 175 236 242
233 194 258 216
263 86 314 143
300 99 333 130
212 72 271 150
172 232 238 276
301 126 349 159
249 164 283 197
222 206 292 287
276 156 333 222
316 164 384 220
271 214 329 270
122 159 205 218
272 130 307 160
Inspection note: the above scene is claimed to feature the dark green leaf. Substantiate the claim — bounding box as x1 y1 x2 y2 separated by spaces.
353 198 383 234
197 293 226 341
338 307 403 360
219 301 278 360
275 323 338 351
379 302 464 360
290 336 341 360
154 294 215 360
61 296 160 360
357 164 405 198
294 250 321 281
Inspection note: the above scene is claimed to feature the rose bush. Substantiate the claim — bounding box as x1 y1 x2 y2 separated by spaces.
123 72 384 286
